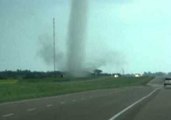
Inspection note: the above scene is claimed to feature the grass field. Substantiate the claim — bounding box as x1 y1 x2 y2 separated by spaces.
0 76 153 103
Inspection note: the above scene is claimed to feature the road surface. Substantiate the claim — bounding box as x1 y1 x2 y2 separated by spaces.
0 77 167 120
124 77 171 120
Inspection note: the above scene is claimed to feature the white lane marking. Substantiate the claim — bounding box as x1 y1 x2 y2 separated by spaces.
72 99 76 102
60 101 65 105
27 108 36 112
46 104 53 107
2 113 14 118
108 88 159 120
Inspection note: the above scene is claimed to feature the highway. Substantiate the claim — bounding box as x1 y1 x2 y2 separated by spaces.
125 77 171 120
129 88 171 120
0 77 166 120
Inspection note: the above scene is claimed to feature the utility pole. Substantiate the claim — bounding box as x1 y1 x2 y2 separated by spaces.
53 18 56 72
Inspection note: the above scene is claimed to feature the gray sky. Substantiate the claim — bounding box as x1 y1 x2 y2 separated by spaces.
0 0 171 73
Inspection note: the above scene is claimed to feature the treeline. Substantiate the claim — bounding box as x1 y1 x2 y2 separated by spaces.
143 72 169 76
0 69 115 80
0 70 64 79
1 69 167 80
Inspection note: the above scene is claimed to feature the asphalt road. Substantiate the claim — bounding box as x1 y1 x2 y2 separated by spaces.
0 86 154 120
0 77 168 120
124 77 171 120
130 88 171 120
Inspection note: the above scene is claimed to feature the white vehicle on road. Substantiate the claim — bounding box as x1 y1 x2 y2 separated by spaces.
164 78 171 87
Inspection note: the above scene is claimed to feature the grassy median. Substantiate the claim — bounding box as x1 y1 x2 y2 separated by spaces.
0 76 153 103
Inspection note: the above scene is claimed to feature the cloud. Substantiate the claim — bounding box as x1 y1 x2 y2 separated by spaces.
93 0 133 4
119 0 171 24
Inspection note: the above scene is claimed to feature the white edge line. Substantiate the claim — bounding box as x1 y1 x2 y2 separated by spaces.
2 113 15 118
108 88 159 120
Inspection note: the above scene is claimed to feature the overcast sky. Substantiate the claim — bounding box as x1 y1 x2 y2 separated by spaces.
0 0 171 73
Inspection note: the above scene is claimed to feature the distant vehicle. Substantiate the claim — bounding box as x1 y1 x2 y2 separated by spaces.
112 73 121 78
164 78 171 87
134 73 142 78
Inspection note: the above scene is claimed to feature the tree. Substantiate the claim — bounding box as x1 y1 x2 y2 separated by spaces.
94 69 102 76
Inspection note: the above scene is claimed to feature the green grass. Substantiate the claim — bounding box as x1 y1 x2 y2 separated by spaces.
0 76 153 103
0 79 18 84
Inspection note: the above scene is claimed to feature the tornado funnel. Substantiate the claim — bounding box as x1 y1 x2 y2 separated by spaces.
67 0 88 77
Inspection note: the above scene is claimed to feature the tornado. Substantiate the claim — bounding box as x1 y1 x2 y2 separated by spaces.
67 0 88 77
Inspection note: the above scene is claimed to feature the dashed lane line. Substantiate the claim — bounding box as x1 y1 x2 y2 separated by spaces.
72 99 76 102
2 113 15 118
46 104 53 107
27 108 36 112
60 101 65 105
